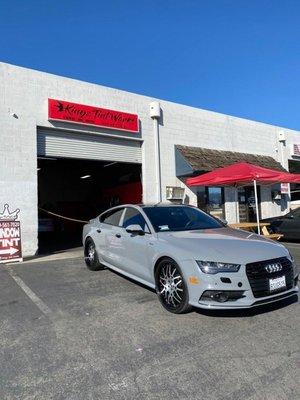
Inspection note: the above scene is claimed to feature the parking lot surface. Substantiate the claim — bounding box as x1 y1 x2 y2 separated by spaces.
1 243 300 400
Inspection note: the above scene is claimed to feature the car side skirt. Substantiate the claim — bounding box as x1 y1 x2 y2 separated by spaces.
100 260 156 290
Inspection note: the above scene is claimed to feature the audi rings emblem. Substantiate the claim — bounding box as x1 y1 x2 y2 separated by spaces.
265 263 282 273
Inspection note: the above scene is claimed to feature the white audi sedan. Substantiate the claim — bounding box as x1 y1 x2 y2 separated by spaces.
82 204 298 313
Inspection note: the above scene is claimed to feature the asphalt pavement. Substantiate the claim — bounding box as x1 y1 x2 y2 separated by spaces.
0 243 299 400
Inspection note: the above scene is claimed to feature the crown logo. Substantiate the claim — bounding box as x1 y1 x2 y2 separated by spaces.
0 204 20 221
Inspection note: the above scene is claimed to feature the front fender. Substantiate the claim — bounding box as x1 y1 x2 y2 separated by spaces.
150 239 199 282
82 222 98 245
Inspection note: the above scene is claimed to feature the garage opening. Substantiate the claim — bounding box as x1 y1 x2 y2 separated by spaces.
38 157 142 254
37 128 143 254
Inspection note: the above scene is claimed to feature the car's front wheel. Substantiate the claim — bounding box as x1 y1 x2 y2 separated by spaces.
155 257 192 314
84 238 105 271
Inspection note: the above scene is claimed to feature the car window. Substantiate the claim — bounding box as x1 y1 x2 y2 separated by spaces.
292 208 300 218
142 206 223 232
100 208 124 226
291 189 300 202
123 208 150 233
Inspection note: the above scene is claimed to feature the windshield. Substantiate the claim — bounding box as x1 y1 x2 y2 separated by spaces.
143 206 223 232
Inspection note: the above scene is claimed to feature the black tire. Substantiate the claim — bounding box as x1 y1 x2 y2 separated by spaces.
84 238 105 271
155 257 192 314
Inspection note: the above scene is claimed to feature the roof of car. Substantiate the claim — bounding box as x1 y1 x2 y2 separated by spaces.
140 203 194 208
101 203 195 214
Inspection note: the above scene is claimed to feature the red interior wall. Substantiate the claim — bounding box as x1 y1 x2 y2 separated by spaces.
103 181 142 205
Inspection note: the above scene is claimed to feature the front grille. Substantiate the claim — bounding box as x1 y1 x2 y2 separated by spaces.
246 257 294 298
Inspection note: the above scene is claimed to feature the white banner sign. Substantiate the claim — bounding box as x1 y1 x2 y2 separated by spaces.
280 183 289 194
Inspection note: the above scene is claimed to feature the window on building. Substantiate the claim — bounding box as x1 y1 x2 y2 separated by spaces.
197 187 224 219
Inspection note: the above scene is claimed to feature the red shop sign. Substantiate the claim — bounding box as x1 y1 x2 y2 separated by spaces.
48 99 139 133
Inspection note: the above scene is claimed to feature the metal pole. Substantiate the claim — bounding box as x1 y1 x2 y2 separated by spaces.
235 186 239 223
280 140 285 167
279 135 291 211
153 117 162 203
253 179 260 234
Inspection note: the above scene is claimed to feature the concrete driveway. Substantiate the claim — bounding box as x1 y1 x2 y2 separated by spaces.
0 243 299 400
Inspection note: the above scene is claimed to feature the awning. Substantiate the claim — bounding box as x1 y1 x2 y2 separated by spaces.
186 162 300 234
186 162 300 187
175 145 286 177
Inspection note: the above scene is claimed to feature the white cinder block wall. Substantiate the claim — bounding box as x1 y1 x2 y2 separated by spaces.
1 62 299 256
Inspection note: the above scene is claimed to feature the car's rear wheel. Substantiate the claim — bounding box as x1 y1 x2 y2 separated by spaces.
155 258 192 314
84 238 105 271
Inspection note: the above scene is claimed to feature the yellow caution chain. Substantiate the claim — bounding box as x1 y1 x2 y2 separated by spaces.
38 207 88 224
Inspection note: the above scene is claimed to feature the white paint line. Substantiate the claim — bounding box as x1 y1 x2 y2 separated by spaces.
6 267 52 316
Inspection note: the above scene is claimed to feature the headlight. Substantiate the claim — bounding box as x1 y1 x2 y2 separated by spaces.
196 260 241 274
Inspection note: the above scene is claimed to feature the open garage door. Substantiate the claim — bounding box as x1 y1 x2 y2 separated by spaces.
37 129 142 254
37 129 142 163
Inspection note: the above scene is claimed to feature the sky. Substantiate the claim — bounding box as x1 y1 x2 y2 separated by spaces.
1 0 300 131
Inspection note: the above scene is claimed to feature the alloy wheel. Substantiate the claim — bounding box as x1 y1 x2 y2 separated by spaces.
84 238 104 271
87 242 95 263
157 261 184 310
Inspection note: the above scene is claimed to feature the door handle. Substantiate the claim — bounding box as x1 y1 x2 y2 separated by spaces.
97 229 101 233
115 233 121 238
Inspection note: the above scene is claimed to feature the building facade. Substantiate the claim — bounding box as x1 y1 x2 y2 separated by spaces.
1 62 300 257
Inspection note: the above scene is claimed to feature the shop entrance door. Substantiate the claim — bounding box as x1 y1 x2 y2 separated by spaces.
238 186 261 222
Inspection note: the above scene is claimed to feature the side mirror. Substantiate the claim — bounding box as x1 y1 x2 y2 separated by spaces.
126 224 145 235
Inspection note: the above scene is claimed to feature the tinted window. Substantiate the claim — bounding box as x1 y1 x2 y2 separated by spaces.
293 208 300 218
100 208 124 226
143 206 223 232
123 208 150 233
291 191 300 201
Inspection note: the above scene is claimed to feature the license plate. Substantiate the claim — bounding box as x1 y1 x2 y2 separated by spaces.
269 276 286 292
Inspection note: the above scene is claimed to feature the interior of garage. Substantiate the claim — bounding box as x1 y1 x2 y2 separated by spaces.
37 157 142 254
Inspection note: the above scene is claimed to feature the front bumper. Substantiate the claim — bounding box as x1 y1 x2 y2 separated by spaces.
180 259 299 310
196 286 299 309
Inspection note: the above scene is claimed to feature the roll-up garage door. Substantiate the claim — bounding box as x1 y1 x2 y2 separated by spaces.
37 129 142 163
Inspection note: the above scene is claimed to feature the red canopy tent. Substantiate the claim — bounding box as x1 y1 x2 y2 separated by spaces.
186 162 300 234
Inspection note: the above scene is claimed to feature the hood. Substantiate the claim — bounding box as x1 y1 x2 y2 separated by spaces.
158 227 289 264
